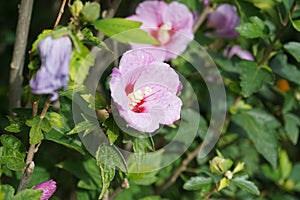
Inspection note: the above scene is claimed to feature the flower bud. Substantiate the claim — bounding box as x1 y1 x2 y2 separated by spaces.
70 0 83 17
209 156 233 175
33 179 56 200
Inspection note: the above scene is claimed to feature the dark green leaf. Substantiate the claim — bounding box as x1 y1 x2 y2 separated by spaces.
67 114 97 136
103 117 119 144
270 53 300 85
284 42 300 62
284 113 300 145
44 128 86 155
5 116 23 133
232 109 279 167
236 16 268 38
93 18 159 45
183 176 213 191
239 61 274 97
232 175 260 195
0 135 26 171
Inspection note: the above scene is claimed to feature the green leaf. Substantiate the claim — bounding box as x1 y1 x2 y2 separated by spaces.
0 184 15 200
67 114 97 136
44 128 86 155
270 53 300 85
239 61 274 97
232 175 260 195
96 144 126 199
284 42 300 62
236 16 268 38
81 28 111 51
0 135 26 171
183 176 213 191
103 117 119 144
279 149 292 180
290 14 300 32
218 177 230 191
283 113 300 145
93 18 159 45
232 109 279 167
5 116 23 133
57 158 102 190
45 112 64 130
69 33 94 85
26 116 44 144
81 93 107 110
14 189 42 200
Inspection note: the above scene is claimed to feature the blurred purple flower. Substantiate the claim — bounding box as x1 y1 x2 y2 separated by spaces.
30 35 72 101
203 0 211 7
127 1 194 61
224 45 254 61
110 49 182 132
207 4 240 38
33 179 56 200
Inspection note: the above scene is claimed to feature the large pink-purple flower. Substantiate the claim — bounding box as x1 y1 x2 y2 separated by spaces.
30 35 72 101
224 45 254 61
110 50 182 132
33 179 56 200
206 4 240 38
127 1 194 61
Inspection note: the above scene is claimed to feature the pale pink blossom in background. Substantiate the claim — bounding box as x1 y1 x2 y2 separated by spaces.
206 4 240 38
127 1 194 61
224 45 254 61
110 50 182 132
33 179 57 200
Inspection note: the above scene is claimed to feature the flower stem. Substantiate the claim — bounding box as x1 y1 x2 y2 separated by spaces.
193 6 212 34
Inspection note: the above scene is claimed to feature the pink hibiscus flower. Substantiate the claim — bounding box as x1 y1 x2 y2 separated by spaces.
127 1 194 61
110 49 182 133
33 179 56 200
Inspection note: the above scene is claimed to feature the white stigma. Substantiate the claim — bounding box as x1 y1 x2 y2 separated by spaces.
157 23 172 45
128 87 152 110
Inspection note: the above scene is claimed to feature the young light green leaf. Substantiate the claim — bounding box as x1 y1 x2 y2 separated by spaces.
270 53 300 85
0 135 26 171
45 112 64 129
239 61 274 97
279 148 292 180
232 175 260 195
4 116 23 133
0 184 15 200
284 42 300 62
93 18 159 45
232 109 279 167
81 28 111 51
102 117 119 144
236 16 268 38
183 176 213 191
283 113 300 145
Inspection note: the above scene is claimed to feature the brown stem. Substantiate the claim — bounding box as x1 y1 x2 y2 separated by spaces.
156 143 203 194
32 100 39 116
204 186 217 200
8 0 34 113
258 2 296 67
40 97 51 119
193 6 212 34
54 0 67 28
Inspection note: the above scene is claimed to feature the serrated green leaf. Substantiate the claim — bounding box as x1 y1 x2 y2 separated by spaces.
232 175 260 195
270 53 300 85
232 109 279 167
239 61 274 97
67 115 97 136
81 93 106 110
93 18 159 45
284 113 300 145
103 117 119 144
183 176 213 191
0 135 26 171
96 144 126 199
279 148 292 180
81 28 111 51
26 116 44 144
14 189 42 200
44 128 86 155
284 42 300 62
5 116 23 133
236 16 268 38
45 112 64 129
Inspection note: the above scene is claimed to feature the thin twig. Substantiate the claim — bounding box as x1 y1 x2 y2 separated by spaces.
8 0 34 113
54 0 67 28
204 186 217 200
156 143 203 194
40 97 51 119
258 2 296 67
193 6 212 34
32 100 39 116
17 161 35 192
